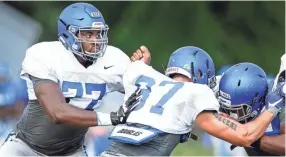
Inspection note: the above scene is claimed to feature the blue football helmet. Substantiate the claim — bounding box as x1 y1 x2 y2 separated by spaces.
218 63 268 123
165 46 216 88
58 3 109 62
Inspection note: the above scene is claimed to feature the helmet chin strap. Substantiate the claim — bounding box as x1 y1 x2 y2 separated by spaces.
71 49 97 65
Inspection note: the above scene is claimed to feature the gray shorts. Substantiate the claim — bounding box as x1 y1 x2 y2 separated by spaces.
101 133 181 156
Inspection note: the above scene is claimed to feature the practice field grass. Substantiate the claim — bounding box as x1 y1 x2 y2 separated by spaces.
172 140 214 156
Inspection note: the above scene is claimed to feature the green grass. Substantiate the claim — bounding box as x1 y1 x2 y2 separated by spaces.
171 140 214 156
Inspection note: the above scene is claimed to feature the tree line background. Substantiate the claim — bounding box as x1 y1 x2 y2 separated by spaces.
6 1 285 74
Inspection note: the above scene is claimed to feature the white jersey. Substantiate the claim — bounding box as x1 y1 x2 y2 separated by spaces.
273 53 286 90
122 61 219 134
20 41 130 110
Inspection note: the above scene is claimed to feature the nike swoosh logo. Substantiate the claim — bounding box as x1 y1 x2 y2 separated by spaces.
104 65 114 69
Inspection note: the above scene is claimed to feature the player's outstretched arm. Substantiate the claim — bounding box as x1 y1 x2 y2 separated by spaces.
196 83 285 147
195 110 275 147
35 81 101 126
35 81 140 127
257 82 285 155
259 124 285 155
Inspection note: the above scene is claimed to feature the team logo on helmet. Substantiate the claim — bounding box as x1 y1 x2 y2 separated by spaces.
90 12 101 18
68 26 76 33
166 67 179 74
219 90 231 99
92 22 105 28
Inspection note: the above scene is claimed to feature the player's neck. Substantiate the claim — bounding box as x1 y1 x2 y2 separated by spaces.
74 54 93 68
172 74 192 82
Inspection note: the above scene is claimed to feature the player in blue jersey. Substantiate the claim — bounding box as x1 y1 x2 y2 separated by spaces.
219 56 285 156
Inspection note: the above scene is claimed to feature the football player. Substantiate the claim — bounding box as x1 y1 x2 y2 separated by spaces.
223 55 285 156
100 46 284 156
0 2 140 156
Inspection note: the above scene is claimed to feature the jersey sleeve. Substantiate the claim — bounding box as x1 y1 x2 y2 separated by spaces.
272 54 286 90
190 84 220 123
123 61 151 85
122 61 142 102
20 43 58 83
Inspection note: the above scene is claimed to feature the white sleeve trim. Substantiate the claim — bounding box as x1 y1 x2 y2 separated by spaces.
193 108 219 122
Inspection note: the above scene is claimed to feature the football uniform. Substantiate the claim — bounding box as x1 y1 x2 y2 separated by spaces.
0 41 130 156
102 61 219 156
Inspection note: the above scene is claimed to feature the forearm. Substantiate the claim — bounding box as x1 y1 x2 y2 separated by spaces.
34 82 112 127
242 110 275 144
260 134 285 155
199 111 275 147
53 103 111 127
197 111 249 146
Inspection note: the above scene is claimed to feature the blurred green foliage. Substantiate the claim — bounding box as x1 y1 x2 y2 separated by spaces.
171 139 213 156
5 1 285 155
7 1 285 74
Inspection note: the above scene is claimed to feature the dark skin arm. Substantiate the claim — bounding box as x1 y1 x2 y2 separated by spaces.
35 82 100 126
195 110 275 147
260 124 285 155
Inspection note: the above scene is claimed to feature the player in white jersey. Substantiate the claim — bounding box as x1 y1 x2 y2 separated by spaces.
101 46 285 156
0 2 141 156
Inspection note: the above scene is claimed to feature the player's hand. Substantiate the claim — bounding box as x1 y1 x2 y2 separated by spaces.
130 45 151 65
265 82 285 112
110 88 142 126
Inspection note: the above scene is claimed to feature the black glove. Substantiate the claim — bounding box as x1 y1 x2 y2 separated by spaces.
110 88 142 126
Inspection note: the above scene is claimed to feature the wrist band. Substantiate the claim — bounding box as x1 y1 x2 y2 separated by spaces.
96 112 112 126
267 106 281 117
